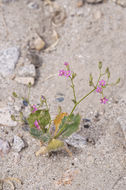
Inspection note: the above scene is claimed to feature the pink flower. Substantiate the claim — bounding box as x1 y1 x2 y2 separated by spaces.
32 105 37 113
64 70 71 78
99 80 106 87
59 70 65 76
64 62 69 66
96 86 102 93
34 120 40 130
100 97 108 104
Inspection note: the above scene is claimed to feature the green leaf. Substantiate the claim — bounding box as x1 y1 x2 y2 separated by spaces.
30 128 51 143
30 127 43 138
27 109 51 132
58 114 81 139
98 61 102 69
12 92 18 98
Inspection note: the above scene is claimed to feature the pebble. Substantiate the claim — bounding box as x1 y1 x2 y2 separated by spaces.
28 2 39 9
17 64 36 77
13 135 26 152
55 97 64 102
77 0 85 7
0 138 10 155
30 35 45 51
23 100 28 107
65 133 87 148
83 118 91 128
93 10 102 20
117 117 126 141
113 0 126 7
86 0 103 3
0 47 20 77
34 36 45 51
0 104 17 127
15 76 35 85
2 0 12 3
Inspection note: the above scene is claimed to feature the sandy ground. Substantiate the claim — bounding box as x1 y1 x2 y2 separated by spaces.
0 0 126 189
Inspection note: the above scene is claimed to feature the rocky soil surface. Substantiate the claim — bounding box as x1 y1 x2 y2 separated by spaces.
0 0 126 189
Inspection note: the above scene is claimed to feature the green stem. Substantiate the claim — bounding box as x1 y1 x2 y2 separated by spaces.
54 70 104 139
28 85 31 104
70 77 77 103
70 87 96 116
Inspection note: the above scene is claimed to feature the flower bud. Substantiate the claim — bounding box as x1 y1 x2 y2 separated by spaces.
11 115 16 121
116 78 120 84
72 72 77 80
89 73 93 86
105 67 110 79
12 92 18 98
98 61 102 70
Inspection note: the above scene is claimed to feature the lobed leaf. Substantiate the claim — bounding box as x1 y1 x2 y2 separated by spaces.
54 112 68 136
30 128 51 143
58 114 81 139
27 109 51 132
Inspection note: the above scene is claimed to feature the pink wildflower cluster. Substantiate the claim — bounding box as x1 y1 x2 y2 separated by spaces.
100 97 108 104
34 120 40 130
99 79 106 87
59 69 71 77
32 105 37 113
96 79 106 93
59 62 71 78
96 80 108 104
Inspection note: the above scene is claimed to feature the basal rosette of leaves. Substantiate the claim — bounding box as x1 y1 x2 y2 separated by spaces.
27 109 81 154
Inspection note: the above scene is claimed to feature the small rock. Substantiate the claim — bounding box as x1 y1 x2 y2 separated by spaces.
28 2 39 9
114 0 126 7
23 100 28 107
0 104 17 127
94 10 102 20
2 0 12 3
15 76 35 85
31 35 45 51
86 137 95 145
77 0 85 7
83 118 91 128
34 37 45 51
17 64 36 77
77 8 84 16
0 47 20 77
86 0 103 3
65 133 87 148
117 117 126 140
55 97 64 102
0 138 10 155
13 135 26 152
